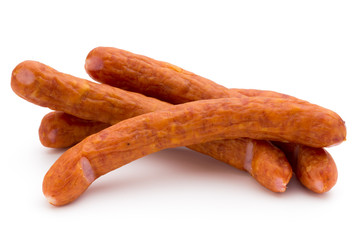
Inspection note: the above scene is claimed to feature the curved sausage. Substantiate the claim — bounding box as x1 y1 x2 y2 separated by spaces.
39 111 292 193
40 96 343 205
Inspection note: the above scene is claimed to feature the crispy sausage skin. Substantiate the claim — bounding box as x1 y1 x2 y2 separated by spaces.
13 61 292 193
84 46 344 193
40 96 343 206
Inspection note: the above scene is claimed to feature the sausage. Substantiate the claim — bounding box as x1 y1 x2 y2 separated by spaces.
11 60 170 125
84 47 236 104
231 90 338 193
39 111 291 193
40 101 337 193
14 61 293 193
41 96 343 206
85 47 307 103
39 111 110 148
84 46 344 193
295 147 337 193
273 142 337 193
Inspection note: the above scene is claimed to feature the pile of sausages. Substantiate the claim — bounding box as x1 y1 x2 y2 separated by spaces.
11 47 346 206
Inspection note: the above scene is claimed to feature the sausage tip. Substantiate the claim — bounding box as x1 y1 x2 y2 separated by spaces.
43 149 95 206
11 61 36 98
85 55 104 73
44 194 58 206
13 65 35 85
274 177 288 192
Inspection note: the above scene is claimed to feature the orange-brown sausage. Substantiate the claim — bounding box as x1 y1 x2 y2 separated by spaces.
232 90 338 193
40 95 335 193
39 111 110 148
84 47 343 193
85 47 237 104
85 47 306 103
39 111 291 193
40 96 344 206
11 61 170 125
273 142 337 193
14 61 292 193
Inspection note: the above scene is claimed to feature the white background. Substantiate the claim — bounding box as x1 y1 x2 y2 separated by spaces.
1 0 359 239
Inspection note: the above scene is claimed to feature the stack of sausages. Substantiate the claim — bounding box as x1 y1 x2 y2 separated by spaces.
11 47 346 206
